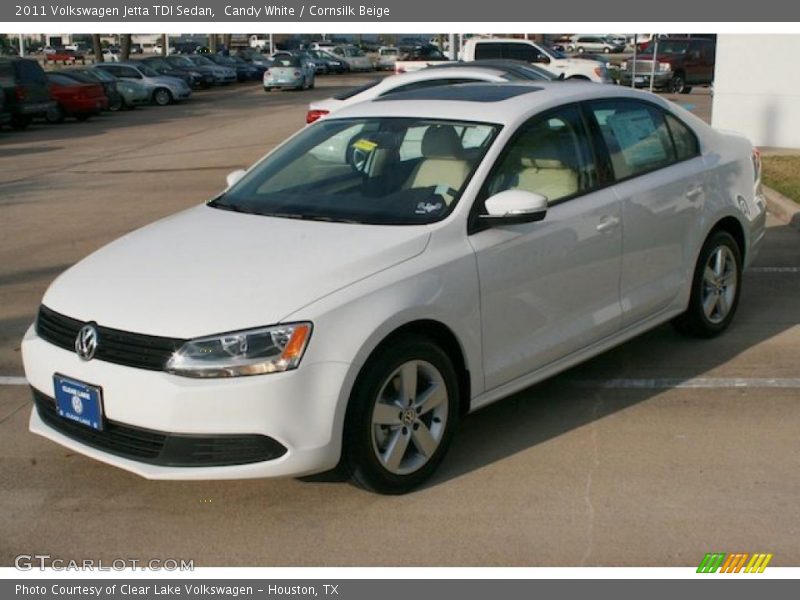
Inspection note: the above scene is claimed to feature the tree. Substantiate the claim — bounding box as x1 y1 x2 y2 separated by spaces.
161 34 167 56
120 34 131 61
92 34 103 62
208 34 218 53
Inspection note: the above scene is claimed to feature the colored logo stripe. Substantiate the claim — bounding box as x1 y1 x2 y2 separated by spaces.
697 553 773 573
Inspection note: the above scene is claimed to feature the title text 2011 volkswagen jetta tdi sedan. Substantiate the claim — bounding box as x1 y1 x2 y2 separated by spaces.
22 83 766 494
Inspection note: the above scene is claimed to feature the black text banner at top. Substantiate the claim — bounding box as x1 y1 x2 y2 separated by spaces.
5 0 800 22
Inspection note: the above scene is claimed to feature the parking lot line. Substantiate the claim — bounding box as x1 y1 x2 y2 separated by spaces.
0 377 27 386
748 266 800 273
573 377 800 389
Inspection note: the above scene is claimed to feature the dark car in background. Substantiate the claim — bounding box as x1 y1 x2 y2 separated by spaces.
55 69 123 111
142 56 213 89
183 54 238 84
205 54 261 81
306 49 348 74
0 57 55 129
44 73 108 123
619 36 716 93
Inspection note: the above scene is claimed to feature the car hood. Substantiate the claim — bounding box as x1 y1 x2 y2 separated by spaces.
42 205 431 338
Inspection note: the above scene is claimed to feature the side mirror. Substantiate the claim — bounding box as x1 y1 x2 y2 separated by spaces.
226 169 246 188
481 190 548 225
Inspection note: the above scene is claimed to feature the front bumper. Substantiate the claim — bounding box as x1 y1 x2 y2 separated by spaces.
22 325 349 480
619 71 672 88
264 78 303 88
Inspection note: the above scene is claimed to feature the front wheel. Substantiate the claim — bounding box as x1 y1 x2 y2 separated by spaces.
108 96 123 112
668 73 687 94
343 335 459 494
46 105 65 124
153 87 172 106
673 230 742 338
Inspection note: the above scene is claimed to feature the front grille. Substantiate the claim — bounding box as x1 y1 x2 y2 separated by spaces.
36 305 185 371
33 388 287 467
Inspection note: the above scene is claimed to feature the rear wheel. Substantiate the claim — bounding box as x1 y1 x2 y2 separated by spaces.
674 230 742 338
46 105 65 124
343 335 459 494
11 115 31 130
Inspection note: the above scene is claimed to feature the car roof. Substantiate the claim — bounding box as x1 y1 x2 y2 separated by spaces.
329 81 678 126
379 66 512 85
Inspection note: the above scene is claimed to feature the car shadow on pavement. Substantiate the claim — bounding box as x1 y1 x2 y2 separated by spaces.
425 222 799 490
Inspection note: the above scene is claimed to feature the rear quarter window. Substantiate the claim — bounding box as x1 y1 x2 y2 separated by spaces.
664 113 700 161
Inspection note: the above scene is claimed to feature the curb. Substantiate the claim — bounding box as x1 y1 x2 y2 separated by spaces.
763 185 800 231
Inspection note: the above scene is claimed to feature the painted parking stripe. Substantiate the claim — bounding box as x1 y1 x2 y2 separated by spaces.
574 377 800 389
748 267 800 273
0 377 27 386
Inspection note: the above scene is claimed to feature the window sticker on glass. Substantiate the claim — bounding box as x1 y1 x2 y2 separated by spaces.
352 138 378 153
607 109 668 167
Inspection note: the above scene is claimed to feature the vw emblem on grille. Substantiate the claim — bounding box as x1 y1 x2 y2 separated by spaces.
71 395 83 415
75 324 99 361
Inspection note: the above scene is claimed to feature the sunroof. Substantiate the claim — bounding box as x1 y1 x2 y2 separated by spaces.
374 83 542 103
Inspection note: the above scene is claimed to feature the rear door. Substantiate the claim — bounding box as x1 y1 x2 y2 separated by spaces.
587 99 706 327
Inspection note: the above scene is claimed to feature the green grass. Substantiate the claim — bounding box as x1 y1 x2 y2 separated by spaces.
761 155 800 204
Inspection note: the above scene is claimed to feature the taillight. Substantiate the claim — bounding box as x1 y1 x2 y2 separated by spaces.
15 87 26 101
396 66 406 74
751 148 762 182
306 109 329 124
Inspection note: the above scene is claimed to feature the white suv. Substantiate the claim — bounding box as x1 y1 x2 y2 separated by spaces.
461 38 612 82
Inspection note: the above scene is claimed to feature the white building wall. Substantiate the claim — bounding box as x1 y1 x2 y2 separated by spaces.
712 34 800 149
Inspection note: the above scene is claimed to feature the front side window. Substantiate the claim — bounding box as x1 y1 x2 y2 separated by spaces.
474 43 503 60
483 106 598 205
589 100 677 180
211 118 500 225
503 43 538 63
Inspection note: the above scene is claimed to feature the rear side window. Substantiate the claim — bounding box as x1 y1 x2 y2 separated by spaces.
503 43 539 62
473 43 503 60
13 59 47 85
664 113 699 161
589 100 677 180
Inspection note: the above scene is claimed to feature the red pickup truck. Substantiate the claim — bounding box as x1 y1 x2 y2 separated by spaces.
619 37 715 94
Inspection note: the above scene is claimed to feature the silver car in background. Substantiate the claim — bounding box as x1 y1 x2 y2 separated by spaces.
93 62 191 105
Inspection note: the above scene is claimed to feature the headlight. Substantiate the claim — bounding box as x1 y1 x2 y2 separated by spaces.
659 62 672 72
166 322 312 378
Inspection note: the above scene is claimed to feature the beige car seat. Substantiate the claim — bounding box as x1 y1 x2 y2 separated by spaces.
406 125 471 203
510 131 579 202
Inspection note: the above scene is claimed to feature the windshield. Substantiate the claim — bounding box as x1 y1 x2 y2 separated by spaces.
210 117 500 225
138 65 160 77
189 55 214 66
346 46 365 57
168 56 194 68
542 45 567 59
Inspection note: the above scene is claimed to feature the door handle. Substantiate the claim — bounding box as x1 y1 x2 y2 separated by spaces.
685 185 704 200
596 216 620 232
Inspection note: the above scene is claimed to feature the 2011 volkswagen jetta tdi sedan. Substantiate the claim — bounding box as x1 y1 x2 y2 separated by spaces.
22 83 766 494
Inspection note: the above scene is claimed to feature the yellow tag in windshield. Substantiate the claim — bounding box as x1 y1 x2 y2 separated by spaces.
352 139 378 152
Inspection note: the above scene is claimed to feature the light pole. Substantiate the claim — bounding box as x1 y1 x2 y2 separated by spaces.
19 34 24 57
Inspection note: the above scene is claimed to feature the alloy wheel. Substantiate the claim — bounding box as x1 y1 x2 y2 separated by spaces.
370 360 449 476
701 246 738 324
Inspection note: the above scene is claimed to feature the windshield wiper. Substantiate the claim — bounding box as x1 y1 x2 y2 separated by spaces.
262 212 359 224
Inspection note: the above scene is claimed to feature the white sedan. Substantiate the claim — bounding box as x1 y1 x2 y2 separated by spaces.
306 64 554 123
23 83 766 494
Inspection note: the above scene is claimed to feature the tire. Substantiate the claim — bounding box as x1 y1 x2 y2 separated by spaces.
10 115 31 130
108 96 124 112
153 87 172 106
577 47 585 54
309 79 315 89
343 335 460 494
603 47 611 53
673 230 742 338
46 105 65 124
667 72 687 94
681 86 693 94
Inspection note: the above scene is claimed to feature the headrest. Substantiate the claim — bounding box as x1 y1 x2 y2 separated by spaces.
421 125 463 159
